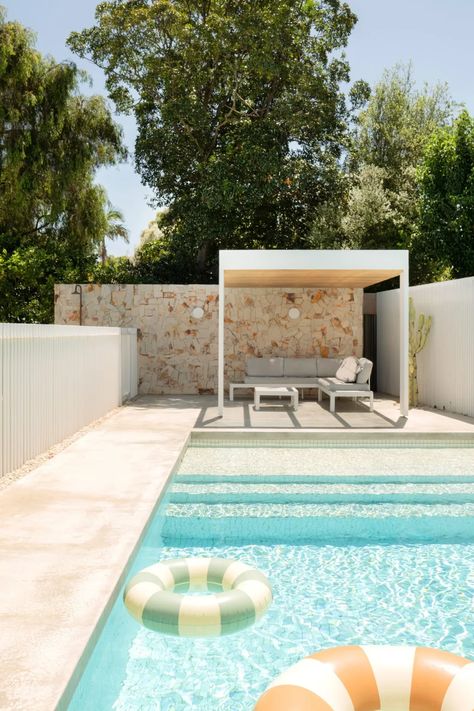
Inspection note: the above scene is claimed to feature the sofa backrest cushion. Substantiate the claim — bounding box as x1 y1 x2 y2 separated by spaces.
356 357 373 384
246 357 284 377
316 357 342 377
335 356 361 383
284 358 318 377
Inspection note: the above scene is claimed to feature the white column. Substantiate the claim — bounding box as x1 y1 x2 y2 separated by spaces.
217 260 225 416
399 266 409 417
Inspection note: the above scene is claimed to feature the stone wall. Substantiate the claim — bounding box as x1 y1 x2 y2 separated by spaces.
54 284 363 394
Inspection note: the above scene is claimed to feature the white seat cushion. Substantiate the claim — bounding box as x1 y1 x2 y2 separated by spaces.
244 376 317 384
317 377 370 392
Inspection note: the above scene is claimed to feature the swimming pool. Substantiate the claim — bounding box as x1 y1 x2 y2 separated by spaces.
68 439 474 710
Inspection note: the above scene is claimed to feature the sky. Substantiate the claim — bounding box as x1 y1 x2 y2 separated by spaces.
3 0 474 256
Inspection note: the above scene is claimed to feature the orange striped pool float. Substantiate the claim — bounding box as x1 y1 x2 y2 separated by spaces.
254 645 474 710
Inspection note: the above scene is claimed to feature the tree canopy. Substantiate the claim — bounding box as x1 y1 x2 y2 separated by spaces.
310 64 455 284
0 8 126 322
69 0 368 281
412 110 474 282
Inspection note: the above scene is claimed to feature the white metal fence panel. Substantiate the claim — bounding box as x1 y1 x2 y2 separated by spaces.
376 277 474 417
0 324 137 477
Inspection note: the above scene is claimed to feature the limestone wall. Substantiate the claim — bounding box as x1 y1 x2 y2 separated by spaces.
54 284 363 394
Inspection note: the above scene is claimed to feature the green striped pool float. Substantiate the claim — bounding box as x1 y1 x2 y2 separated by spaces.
123 557 273 637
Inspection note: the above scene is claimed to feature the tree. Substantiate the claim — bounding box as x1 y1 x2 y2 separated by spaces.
310 64 454 276
0 9 126 322
352 64 453 184
68 0 367 281
412 110 474 282
99 193 129 264
91 255 136 284
137 208 169 250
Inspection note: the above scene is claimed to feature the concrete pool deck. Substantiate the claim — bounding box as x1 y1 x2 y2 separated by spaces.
0 398 201 711
1 394 474 710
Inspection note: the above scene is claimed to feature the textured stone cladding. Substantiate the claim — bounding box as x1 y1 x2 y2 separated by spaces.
54 284 363 395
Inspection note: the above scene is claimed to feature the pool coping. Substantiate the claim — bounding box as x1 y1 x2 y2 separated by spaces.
55 436 190 711
191 430 474 443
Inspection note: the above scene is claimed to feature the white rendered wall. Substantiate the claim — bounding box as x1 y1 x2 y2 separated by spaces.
377 277 474 417
0 324 137 477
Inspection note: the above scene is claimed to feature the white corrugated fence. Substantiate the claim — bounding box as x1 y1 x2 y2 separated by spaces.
0 324 138 477
376 277 474 417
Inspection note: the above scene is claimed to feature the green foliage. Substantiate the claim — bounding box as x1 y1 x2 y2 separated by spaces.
91 255 136 284
99 195 129 264
409 296 432 407
133 236 192 283
412 110 474 282
69 0 364 281
352 65 453 181
0 9 126 322
310 65 453 281
137 209 168 249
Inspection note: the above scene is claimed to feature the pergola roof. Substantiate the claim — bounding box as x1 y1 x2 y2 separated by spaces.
224 269 401 288
221 250 406 288
217 249 409 418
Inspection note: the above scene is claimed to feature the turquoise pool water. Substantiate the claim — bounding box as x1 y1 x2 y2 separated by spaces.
68 442 474 711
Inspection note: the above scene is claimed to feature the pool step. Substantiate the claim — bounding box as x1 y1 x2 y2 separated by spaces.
176 473 474 485
168 482 474 505
161 501 474 545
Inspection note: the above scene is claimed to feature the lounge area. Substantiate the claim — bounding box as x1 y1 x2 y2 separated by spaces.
218 249 409 418
230 354 374 412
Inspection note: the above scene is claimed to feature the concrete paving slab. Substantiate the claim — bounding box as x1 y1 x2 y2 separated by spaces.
193 393 474 432
0 398 201 711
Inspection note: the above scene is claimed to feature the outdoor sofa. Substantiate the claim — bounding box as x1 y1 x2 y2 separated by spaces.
229 356 374 412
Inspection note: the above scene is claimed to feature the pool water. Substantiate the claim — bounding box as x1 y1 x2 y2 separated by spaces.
68 443 474 711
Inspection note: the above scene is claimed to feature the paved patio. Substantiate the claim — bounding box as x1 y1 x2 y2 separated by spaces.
192 393 474 433
1 394 474 711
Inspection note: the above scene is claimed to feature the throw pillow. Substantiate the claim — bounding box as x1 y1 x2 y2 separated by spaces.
335 356 360 383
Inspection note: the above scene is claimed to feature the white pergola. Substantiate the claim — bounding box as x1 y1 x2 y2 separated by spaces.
218 249 409 418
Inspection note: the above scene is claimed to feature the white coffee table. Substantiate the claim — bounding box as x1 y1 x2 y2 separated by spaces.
254 386 298 410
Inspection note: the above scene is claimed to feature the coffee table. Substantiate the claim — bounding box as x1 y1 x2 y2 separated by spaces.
254 386 298 411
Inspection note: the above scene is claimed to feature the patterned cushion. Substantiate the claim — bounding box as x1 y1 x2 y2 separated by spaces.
335 356 361 383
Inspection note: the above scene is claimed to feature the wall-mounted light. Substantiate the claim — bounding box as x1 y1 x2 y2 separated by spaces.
288 307 300 320
72 284 83 325
191 306 204 319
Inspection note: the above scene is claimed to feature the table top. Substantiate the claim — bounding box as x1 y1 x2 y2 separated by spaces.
254 386 298 395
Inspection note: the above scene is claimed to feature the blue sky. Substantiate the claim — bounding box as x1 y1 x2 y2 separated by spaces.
3 0 474 255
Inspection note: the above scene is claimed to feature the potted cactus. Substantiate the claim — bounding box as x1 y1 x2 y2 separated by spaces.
409 297 432 407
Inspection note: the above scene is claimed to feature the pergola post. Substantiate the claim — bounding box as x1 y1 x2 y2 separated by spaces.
399 263 409 417
218 258 225 416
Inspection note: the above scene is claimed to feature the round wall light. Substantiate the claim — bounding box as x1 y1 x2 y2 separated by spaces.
191 306 204 319
288 307 300 320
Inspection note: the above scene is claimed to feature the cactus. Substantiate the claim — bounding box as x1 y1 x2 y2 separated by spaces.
409 297 432 407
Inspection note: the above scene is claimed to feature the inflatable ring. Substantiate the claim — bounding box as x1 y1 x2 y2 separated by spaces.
123 557 272 637
254 645 474 710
